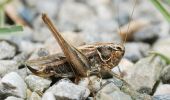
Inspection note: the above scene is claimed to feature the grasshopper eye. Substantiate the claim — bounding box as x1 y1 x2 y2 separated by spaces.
116 46 122 51
97 46 112 61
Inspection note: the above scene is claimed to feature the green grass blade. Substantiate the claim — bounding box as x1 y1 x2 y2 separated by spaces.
0 25 23 33
150 51 170 64
150 0 170 22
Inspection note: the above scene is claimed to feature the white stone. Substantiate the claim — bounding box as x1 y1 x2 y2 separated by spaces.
154 84 170 95
29 92 41 100
46 79 90 100
25 75 51 93
42 92 55 100
0 41 16 59
5 96 23 100
1 72 27 98
0 60 18 77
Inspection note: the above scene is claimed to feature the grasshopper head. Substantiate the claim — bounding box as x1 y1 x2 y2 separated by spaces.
96 43 125 70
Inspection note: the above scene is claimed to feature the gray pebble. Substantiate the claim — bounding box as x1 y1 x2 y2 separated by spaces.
46 78 90 100
106 77 124 89
58 1 95 31
154 84 170 95
112 58 134 78
0 41 16 59
29 92 41 100
0 72 27 99
42 92 55 100
13 52 30 63
153 37 170 61
153 95 170 100
36 0 60 18
37 48 49 57
18 40 43 54
0 60 19 77
78 76 105 92
134 25 159 44
96 82 132 100
5 96 23 100
25 75 52 93
161 65 170 84
16 68 28 79
124 42 150 62
125 56 166 94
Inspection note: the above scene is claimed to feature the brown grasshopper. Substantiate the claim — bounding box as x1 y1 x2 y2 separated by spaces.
25 14 125 79
26 0 138 79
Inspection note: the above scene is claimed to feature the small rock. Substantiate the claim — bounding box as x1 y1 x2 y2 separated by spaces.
25 75 52 93
153 95 170 100
58 1 95 31
37 48 49 57
78 19 118 34
124 42 150 62
19 6 36 24
160 65 170 84
62 31 85 46
13 52 30 63
134 25 159 44
0 72 27 99
82 32 118 43
36 0 60 18
78 76 107 92
19 40 43 54
0 60 19 77
121 84 153 100
5 96 23 100
26 89 32 100
44 37 62 54
96 82 132 100
32 26 53 42
153 37 170 59
158 22 170 38
112 91 132 100
115 11 130 26
16 68 28 79
87 97 94 100
44 32 85 54
0 40 16 59
97 82 120 93
96 91 132 100
105 77 124 89
112 58 134 77
46 78 90 100
125 56 165 94
29 92 41 100
78 75 125 92
42 92 56 100
154 84 170 95
85 0 113 20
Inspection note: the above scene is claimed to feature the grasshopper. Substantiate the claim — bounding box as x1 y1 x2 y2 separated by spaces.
26 14 125 78
26 0 136 79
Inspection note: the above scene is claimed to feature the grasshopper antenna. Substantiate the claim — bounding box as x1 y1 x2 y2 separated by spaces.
116 0 137 45
115 0 137 76
123 0 137 44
